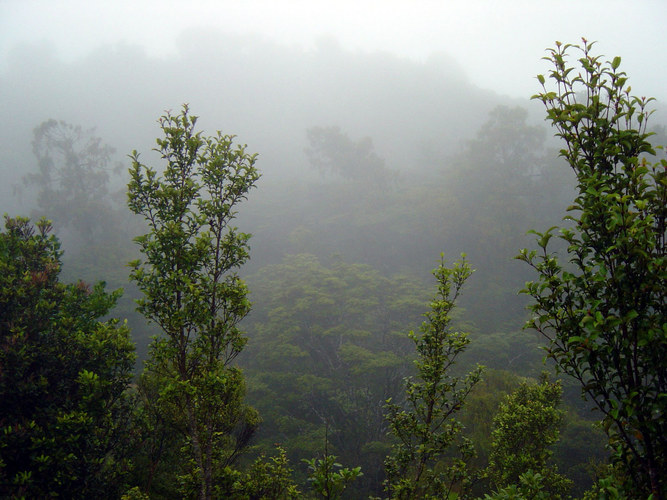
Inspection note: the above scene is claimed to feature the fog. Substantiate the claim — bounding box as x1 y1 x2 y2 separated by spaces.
0 29 492 212
2 1 664 194
2 1 665 97
1 0 665 327
2 0 665 313
3 3 665 494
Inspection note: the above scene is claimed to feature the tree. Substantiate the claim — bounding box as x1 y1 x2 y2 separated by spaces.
383 255 483 499
517 39 666 498
486 375 572 497
234 446 301 499
303 426 363 500
442 105 557 334
0 216 135 498
446 105 545 200
305 126 393 185
24 119 122 245
127 105 261 499
126 369 186 498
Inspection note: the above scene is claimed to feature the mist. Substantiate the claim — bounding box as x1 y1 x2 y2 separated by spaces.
2 0 664 416
1 2 665 496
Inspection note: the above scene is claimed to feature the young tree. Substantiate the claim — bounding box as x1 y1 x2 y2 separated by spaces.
383 255 483 499
517 39 666 498
225 447 302 499
0 216 135 498
486 375 571 497
127 105 261 499
303 426 363 500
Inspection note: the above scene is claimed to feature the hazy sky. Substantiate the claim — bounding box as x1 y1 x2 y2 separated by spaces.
1 0 665 99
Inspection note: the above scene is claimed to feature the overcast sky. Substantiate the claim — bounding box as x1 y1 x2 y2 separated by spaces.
1 0 665 99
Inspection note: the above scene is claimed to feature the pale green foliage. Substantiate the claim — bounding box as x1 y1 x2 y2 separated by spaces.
127 105 260 499
518 39 666 497
486 375 571 497
182 446 302 499
304 456 363 500
121 486 150 500
384 255 483 499
581 463 630 500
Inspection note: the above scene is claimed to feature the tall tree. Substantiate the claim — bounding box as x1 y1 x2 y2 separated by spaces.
518 39 666 498
442 105 554 333
24 119 121 245
127 105 261 499
0 216 135 498
383 255 483 499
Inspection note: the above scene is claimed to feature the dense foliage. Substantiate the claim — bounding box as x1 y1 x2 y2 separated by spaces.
486 375 571 496
0 216 135 498
242 254 425 492
518 40 666 497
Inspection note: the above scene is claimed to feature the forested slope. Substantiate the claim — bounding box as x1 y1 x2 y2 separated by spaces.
1 36 664 498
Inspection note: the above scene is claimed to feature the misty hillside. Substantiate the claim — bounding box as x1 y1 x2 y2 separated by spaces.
1 31 513 201
1 31 553 339
1 27 664 498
